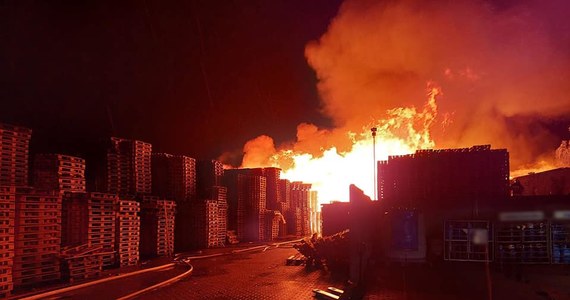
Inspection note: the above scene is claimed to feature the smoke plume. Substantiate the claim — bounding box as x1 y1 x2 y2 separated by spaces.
241 0 570 174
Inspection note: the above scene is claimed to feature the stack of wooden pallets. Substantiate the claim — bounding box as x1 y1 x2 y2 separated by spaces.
152 154 197 202
13 187 61 289
60 244 109 282
62 192 117 268
287 208 303 237
115 199 140 266
106 138 152 196
140 197 175 257
264 210 283 241
190 199 226 248
0 123 31 187
208 186 228 246
0 186 15 298
237 175 266 242
33 154 86 193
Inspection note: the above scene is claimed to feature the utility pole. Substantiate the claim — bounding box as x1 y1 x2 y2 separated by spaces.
371 127 377 200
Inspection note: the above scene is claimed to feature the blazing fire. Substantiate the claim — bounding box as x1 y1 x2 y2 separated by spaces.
233 0 570 204
242 84 441 203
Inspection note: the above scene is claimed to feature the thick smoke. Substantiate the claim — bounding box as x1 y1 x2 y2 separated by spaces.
305 0 570 169
242 0 570 172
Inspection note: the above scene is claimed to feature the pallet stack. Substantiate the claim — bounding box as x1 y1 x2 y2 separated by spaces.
140 197 176 257
62 193 117 268
287 208 302 237
115 199 140 266
60 244 109 282
0 187 15 298
237 174 266 242
208 186 228 246
106 138 152 196
152 154 197 202
191 200 226 248
13 187 61 289
33 154 86 193
196 160 224 199
0 123 32 187
264 211 283 241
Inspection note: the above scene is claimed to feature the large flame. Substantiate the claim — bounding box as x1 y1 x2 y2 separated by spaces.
233 0 570 203
242 84 441 203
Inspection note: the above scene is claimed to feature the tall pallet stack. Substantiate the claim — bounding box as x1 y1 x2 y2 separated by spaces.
196 159 224 199
115 199 140 266
152 153 197 202
106 138 152 196
33 154 86 193
287 208 302 237
290 182 311 237
208 186 228 246
191 200 226 248
264 211 283 241
260 168 281 210
140 198 176 257
13 187 61 289
0 123 31 187
237 175 266 242
62 193 117 268
0 186 15 298
277 179 291 237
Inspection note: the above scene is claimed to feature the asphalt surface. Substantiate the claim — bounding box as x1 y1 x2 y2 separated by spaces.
139 246 341 300
13 244 570 300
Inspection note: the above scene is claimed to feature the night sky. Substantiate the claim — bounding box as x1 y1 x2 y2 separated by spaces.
1 0 342 162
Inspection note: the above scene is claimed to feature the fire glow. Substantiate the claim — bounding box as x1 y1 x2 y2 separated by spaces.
242 85 441 203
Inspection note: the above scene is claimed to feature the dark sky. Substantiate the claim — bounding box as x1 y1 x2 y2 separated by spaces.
1 0 342 162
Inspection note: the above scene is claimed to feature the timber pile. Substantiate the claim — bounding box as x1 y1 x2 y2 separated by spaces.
13 188 61 288
115 199 140 266
293 230 350 273
60 244 109 282
140 197 176 257
33 154 86 193
0 186 15 298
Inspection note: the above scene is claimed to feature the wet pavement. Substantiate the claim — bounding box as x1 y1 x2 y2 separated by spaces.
140 246 342 300
13 244 570 299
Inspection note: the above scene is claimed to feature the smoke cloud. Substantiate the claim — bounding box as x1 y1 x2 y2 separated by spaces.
241 0 570 173
305 0 570 169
